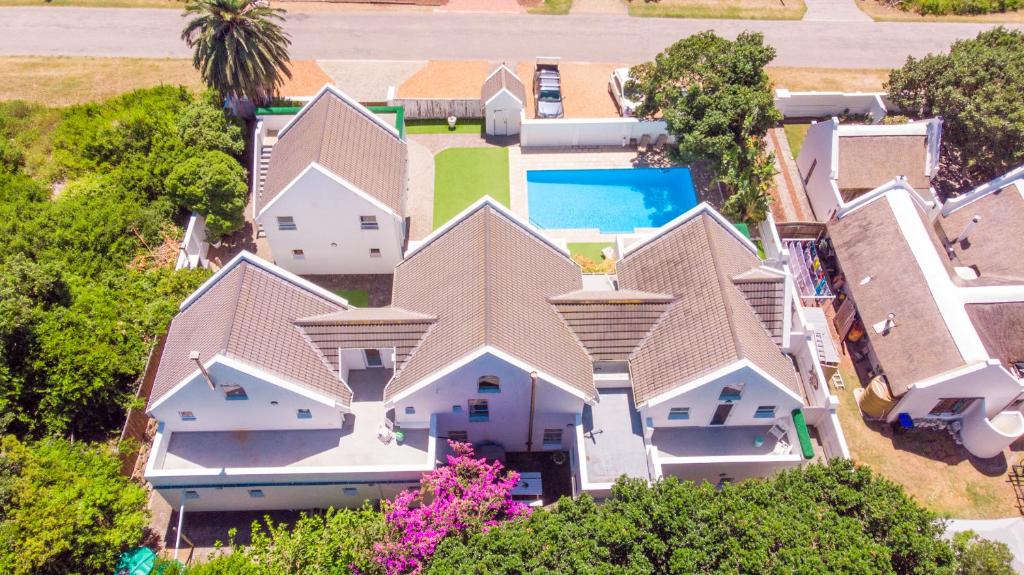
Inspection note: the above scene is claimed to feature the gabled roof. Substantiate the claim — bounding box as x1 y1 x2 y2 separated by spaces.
385 199 595 401
482 64 526 106
550 290 675 362
296 307 436 375
938 178 1024 284
259 85 407 216
732 267 787 345
837 134 929 191
149 253 352 409
615 206 801 406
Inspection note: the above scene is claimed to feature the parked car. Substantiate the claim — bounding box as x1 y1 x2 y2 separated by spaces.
609 67 640 117
534 57 564 119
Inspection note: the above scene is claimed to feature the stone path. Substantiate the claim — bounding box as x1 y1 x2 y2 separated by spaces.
406 137 436 241
802 0 873 21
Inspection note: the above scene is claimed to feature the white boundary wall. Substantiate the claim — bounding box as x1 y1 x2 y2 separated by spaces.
520 115 671 148
175 212 209 270
775 89 888 122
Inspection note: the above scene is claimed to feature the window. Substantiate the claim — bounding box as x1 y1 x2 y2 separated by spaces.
448 430 468 442
542 428 563 448
360 215 379 230
364 349 384 368
248 489 265 498
292 249 305 259
477 376 500 394
719 383 744 401
221 384 248 400
405 406 416 415
179 410 197 421
452 404 463 413
297 409 312 419
468 399 490 422
276 216 297 231
668 407 690 421
754 406 776 419
184 490 200 500
343 487 358 496
929 398 980 417
369 248 382 258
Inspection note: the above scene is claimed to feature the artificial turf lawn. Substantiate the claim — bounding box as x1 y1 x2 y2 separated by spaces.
334 289 370 308
783 123 811 158
433 147 510 229
405 119 484 135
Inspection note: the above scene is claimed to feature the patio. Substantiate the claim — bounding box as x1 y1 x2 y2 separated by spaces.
581 388 653 484
651 425 786 460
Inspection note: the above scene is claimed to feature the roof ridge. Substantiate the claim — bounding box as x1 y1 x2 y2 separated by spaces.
626 297 681 362
702 216 745 363
222 262 250 357
483 205 493 347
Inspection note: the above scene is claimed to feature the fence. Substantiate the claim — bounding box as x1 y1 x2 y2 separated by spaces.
774 89 888 122
390 98 482 120
119 334 167 477
175 212 209 270
520 116 670 148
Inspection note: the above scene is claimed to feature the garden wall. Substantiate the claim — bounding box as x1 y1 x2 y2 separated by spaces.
175 212 209 270
774 89 888 122
519 116 671 148
391 98 482 120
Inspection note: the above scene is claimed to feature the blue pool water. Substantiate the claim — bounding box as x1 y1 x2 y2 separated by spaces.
527 167 698 233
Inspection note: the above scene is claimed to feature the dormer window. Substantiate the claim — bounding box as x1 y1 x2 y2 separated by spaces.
719 384 744 402
221 384 248 400
477 376 500 394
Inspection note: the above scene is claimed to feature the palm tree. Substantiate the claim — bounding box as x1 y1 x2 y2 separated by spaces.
182 0 292 106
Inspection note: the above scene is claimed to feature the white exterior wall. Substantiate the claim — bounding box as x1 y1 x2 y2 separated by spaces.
257 167 404 275
153 480 419 513
392 351 584 452
175 212 210 270
641 364 803 429
484 91 523 136
148 359 345 434
774 89 888 121
520 116 672 148
338 348 396 384
889 361 1024 422
796 119 842 221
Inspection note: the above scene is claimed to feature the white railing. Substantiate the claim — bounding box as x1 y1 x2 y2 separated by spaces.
175 212 209 270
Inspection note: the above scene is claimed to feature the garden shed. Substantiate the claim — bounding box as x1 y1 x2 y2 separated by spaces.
482 64 525 136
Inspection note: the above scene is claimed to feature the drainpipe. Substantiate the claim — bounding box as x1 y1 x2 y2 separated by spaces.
526 371 538 452
174 491 187 561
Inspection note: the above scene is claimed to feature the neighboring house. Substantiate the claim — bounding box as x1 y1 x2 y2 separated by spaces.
482 64 525 136
828 166 1024 458
797 118 943 220
145 198 846 512
255 84 408 275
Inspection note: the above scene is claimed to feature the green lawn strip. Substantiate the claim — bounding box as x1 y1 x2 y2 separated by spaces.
405 119 484 135
783 123 811 158
334 289 370 308
568 242 615 262
433 147 510 229
527 0 573 14
627 2 806 19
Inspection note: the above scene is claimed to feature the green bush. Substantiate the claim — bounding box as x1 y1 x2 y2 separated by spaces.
166 151 248 238
888 0 1022 14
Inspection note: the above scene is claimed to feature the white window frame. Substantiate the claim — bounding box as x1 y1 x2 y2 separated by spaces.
276 216 297 231
542 428 563 449
360 215 379 230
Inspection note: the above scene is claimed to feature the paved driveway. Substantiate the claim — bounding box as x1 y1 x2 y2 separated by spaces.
0 7 1019 68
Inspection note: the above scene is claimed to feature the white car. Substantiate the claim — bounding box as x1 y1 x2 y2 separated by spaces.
609 67 640 117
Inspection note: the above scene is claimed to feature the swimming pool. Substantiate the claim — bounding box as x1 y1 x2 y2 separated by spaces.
526 167 698 233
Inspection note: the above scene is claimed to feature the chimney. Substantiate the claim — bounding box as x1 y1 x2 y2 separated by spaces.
190 351 215 391
955 215 981 244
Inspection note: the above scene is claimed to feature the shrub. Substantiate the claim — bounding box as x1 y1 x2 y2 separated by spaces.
166 150 248 238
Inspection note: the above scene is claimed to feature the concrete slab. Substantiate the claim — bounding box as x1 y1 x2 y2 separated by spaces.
317 59 426 103
582 388 651 483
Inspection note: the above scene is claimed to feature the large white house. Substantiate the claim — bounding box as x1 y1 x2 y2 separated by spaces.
828 167 1024 457
254 85 408 275
145 199 847 512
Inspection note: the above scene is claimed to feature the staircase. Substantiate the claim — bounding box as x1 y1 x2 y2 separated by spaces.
257 142 274 200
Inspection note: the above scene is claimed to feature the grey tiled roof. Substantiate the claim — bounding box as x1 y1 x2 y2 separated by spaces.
385 204 595 401
296 308 436 375
616 214 801 406
260 88 407 215
939 185 1024 284
838 135 929 192
732 270 785 345
550 290 674 361
482 65 526 105
149 259 351 409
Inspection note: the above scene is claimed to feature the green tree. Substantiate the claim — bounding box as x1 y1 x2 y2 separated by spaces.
0 436 148 575
165 150 249 238
181 0 293 105
177 92 246 157
952 530 1015 575
886 27 1024 194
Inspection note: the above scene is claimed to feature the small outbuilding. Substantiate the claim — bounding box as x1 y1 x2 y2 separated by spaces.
482 64 525 136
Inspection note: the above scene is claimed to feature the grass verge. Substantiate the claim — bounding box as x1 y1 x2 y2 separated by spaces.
0 0 182 7
783 123 810 158
767 67 891 93
627 0 806 19
433 147 510 229
334 289 370 308
405 119 484 135
854 0 1024 21
0 56 201 107
526 0 573 14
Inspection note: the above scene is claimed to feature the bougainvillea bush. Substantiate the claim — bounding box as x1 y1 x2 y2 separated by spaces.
373 441 531 575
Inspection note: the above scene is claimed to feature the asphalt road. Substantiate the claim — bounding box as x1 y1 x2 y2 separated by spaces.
0 7 1019 68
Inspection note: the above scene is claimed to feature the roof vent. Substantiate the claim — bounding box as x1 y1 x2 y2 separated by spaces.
955 215 981 244
872 313 896 335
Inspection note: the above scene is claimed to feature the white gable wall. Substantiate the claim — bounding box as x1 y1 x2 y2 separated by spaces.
393 351 584 452
258 167 404 275
796 119 842 221
484 91 523 136
149 359 344 433
642 363 803 428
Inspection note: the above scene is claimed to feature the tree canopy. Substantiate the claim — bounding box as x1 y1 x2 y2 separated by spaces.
627 32 780 223
0 436 148 575
887 27 1024 194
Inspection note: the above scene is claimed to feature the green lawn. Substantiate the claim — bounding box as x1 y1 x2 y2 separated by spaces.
405 119 484 135
527 0 572 14
433 147 510 229
335 289 369 308
783 123 811 159
568 242 615 262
